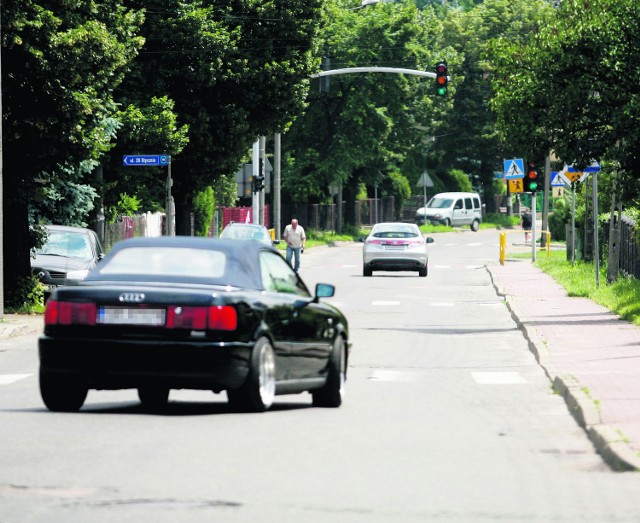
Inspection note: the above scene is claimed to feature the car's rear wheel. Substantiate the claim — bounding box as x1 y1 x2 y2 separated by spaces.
138 386 170 411
363 265 372 277
418 265 428 277
228 337 275 412
470 219 480 232
39 370 87 412
312 335 346 408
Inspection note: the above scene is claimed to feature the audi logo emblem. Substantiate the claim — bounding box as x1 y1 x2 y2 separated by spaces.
119 292 145 303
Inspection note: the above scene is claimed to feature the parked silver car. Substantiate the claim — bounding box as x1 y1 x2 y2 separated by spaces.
219 222 279 247
362 222 434 277
31 225 105 296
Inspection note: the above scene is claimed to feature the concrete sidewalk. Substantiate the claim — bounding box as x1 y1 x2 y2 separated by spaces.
0 314 43 339
487 259 640 471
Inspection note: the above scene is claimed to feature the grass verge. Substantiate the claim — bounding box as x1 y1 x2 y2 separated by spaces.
534 250 640 326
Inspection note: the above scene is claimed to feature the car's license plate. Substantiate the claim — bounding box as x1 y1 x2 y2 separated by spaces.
384 245 405 250
97 307 166 326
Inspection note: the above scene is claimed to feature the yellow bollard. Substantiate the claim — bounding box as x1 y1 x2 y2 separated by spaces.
499 231 506 265
545 230 551 257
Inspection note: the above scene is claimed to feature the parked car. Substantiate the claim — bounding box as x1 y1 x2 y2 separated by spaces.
362 222 434 277
219 222 279 246
39 236 349 413
415 192 482 231
31 225 105 296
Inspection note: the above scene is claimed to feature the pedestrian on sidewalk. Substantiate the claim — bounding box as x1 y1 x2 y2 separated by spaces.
521 207 532 243
283 218 306 273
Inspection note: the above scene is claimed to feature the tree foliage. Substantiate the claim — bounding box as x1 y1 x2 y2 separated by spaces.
1 0 144 306
282 0 456 222
116 0 324 233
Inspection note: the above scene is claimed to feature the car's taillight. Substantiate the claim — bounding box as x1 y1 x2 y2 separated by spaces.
165 305 237 331
166 306 208 330
44 300 97 326
366 239 382 244
208 305 237 331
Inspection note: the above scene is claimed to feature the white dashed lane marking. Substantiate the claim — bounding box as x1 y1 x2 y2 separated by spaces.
0 374 32 385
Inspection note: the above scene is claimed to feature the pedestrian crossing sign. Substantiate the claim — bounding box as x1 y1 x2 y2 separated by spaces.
503 158 525 179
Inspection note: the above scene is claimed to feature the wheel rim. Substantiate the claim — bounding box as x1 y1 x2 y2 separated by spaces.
259 343 276 406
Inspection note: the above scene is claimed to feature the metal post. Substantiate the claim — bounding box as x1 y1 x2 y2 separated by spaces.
593 171 599 287
274 132 281 240
531 193 537 262
259 136 266 226
166 157 174 236
571 184 576 267
252 140 259 224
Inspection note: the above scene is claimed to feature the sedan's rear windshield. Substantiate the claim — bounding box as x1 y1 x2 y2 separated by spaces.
97 247 227 279
373 228 420 239
426 197 453 209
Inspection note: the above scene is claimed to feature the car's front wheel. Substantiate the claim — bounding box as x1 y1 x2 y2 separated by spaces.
138 386 170 411
312 335 346 408
40 370 87 412
228 337 276 412
470 219 480 232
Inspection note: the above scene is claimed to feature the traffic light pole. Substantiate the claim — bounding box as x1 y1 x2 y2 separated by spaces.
531 193 537 262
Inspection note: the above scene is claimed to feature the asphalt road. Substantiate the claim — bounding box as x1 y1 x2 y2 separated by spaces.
1 229 640 522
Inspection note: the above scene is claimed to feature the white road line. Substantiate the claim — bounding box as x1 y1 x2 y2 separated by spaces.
429 302 455 307
434 265 452 269
369 370 417 382
372 301 400 306
0 374 32 385
472 372 527 384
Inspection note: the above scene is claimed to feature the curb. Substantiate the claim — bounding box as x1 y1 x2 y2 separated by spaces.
485 264 640 472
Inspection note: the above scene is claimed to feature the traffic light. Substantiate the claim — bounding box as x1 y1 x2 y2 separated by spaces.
435 61 448 96
525 162 540 193
254 174 265 192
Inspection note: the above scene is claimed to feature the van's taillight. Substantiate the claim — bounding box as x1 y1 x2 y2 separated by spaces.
44 300 97 326
166 305 237 331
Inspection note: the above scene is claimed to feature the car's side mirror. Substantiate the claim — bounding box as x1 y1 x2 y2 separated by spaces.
272 240 280 245
358 236 367 243
426 237 435 244
315 283 335 299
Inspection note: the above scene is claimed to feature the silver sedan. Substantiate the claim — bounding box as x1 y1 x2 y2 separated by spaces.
362 222 434 277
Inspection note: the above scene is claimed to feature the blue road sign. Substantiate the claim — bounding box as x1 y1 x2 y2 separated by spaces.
566 161 600 173
503 158 524 179
550 172 564 187
123 155 170 167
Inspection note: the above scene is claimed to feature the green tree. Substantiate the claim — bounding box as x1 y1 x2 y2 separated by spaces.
2 0 144 306
117 0 324 235
283 0 455 225
433 0 554 211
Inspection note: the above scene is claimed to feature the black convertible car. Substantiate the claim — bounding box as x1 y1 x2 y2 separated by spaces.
39 236 349 413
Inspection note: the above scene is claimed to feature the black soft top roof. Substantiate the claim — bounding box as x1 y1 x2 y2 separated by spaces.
85 236 277 289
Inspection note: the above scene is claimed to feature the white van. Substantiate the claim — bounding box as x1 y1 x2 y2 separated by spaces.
415 192 482 231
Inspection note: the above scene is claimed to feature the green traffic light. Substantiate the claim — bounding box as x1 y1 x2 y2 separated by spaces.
437 87 447 96
527 182 538 191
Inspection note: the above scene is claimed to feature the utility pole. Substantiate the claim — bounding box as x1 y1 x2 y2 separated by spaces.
0 8 4 318
274 133 281 240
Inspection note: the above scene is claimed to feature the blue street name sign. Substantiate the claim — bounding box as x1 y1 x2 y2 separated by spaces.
123 155 170 167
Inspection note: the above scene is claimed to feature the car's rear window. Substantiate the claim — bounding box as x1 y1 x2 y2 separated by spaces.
97 247 227 278
373 227 419 239
221 226 267 241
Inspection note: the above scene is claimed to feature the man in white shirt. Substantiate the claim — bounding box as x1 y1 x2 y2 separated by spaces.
283 218 306 273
